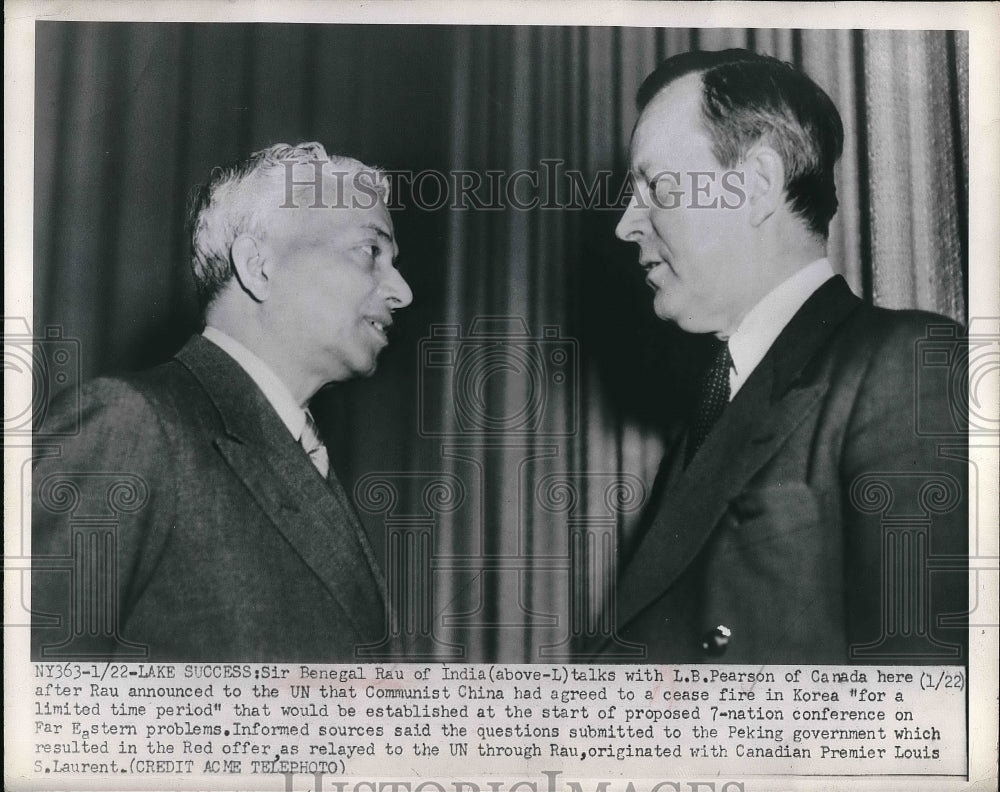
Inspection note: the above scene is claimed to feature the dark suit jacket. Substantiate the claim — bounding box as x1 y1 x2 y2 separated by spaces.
601 276 968 664
31 335 390 661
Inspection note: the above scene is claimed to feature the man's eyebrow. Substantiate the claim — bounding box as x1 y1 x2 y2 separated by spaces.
630 160 652 179
361 223 394 243
359 222 399 262
632 161 681 182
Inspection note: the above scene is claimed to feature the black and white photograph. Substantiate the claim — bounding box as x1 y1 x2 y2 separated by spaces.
5 2 998 790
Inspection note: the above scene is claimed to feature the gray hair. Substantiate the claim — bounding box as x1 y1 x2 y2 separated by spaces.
187 141 390 311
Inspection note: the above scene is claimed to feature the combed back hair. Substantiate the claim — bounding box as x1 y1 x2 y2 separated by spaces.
636 49 844 238
186 141 390 311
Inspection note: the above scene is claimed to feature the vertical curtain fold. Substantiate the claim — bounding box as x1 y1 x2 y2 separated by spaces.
33 24 968 662
862 30 967 322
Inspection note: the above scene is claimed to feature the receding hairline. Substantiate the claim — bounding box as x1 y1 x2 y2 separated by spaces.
628 72 711 166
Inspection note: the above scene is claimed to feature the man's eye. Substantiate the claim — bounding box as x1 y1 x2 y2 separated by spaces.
649 174 683 208
364 244 381 258
648 174 676 193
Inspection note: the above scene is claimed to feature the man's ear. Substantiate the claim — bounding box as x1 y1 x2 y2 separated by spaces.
230 235 270 302
743 144 785 227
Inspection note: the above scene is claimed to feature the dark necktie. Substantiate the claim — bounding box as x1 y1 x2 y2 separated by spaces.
685 340 732 466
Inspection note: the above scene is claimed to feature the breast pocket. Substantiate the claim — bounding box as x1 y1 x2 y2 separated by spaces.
722 482 822 547
702 482 846 662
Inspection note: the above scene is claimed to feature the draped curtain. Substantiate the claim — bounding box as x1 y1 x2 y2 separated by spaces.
32 24 968 662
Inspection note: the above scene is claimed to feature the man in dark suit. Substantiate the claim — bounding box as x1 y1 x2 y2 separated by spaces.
605 50 967 664
31 141 413 661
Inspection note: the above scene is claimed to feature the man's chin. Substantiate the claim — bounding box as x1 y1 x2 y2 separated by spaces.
321 354 380 386
350 357 380 379
660 312 707 336
653 303 680 326
358 351 382 378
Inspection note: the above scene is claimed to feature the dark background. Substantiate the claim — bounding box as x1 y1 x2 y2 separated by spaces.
32 23 968 661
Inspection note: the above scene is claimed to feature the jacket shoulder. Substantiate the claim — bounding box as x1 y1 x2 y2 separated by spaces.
848 304 962 349
833 303 966 445
38 356 215 451
821 302 962 381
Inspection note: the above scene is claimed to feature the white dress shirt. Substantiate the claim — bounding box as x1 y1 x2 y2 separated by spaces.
202 326 307 440
726 258 836 400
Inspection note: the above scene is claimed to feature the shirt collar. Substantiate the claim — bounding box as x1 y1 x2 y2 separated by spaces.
726 258 836 399
202 326 307 440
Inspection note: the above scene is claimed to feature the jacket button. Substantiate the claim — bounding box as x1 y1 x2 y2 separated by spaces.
702 625 731 656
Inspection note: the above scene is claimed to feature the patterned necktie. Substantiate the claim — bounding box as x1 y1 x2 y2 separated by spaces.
300 410 330 478
685 340 733 467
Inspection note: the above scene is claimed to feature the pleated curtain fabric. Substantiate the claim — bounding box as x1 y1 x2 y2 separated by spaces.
34 24 968 661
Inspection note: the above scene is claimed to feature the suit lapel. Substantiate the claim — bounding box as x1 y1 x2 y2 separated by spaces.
175 336 386 636
615 277 862 631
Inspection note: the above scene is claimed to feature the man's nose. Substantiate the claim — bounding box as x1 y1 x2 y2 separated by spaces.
383 266 413 309
615 193 645 242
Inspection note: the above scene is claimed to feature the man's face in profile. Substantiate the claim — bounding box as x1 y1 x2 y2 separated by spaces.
616 73 751 337
262 178 413 384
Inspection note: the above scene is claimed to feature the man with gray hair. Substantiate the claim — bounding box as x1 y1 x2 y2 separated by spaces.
32 142 412 661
